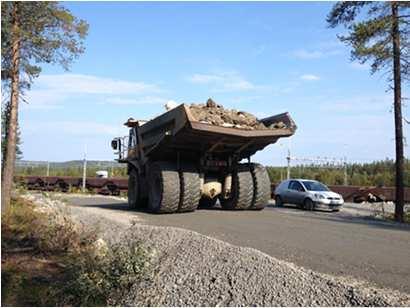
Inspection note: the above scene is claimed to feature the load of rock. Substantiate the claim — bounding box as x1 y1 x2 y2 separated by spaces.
189 98 286 130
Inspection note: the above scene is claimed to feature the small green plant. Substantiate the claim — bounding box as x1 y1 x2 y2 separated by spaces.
1 196 150 306
385 210 410 224
52 238 150 306
1 198 41 251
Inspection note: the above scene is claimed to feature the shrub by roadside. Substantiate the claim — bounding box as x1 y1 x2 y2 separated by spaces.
385 211 410 224
1 196 150 306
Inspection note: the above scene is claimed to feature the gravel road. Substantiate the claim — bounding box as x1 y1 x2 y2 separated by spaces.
22 192 410 306
23 192 410 306
61 194 410 295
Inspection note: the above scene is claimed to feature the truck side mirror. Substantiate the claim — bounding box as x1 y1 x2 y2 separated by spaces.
111 139 118 150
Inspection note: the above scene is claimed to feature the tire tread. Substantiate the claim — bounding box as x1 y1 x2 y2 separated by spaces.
148 161 180 213
250 163 271 210
179 164 200 212
221 165 254 210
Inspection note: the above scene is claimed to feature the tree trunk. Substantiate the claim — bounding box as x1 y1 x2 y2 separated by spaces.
1 2 20 212
391 2 404 223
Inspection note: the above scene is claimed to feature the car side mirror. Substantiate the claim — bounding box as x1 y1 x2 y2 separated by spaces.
111 139 118 150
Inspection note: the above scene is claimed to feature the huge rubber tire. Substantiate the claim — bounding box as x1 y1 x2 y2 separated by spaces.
128 168 138 209
147 162 180 213
220 165 254 210
250 163 271 210
128 168 147 209
178 164 201 212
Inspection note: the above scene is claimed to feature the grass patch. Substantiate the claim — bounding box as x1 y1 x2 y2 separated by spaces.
384 210 410 224
2 196 150 306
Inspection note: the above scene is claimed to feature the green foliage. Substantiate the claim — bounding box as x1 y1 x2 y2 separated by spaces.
267 158 410 187
327 2 409 79
15 164 128 177
1 196 150 306
1 1 89 87
1 100 23 165
1 198 40 250
55 238 149 306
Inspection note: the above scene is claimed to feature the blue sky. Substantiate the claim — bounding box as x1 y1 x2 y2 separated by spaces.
17 1 409 166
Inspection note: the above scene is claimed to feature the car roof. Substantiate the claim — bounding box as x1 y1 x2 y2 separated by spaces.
289 179 319 182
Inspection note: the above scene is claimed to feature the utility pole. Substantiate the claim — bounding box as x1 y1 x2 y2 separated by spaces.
286 149 291 179
343 157 348 186
46 161 50 176
82 145 87 193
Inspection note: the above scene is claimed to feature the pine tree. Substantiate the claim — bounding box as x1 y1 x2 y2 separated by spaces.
327 1 409 222
1 100 23 170
1 2 88 211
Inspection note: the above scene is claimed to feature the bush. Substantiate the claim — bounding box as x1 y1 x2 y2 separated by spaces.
2 198 42 250
51 237 150 306
1 196 150 306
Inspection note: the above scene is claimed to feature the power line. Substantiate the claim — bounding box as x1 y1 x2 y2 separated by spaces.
286 150 348 184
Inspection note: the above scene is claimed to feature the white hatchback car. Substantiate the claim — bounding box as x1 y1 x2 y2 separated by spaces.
274 179 344 211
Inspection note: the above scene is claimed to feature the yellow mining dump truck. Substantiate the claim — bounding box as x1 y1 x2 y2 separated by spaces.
111 102 296 213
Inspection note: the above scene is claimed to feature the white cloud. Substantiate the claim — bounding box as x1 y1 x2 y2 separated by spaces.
290 48 342 60
25 121 125 137
189 73 225 83
187 71 262 92
300 74 320 81
20 90 65 110
104 96 167 105
34 74 159 95
22 73 163 109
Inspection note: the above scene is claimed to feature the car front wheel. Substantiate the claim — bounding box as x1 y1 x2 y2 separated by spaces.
303 198 314 211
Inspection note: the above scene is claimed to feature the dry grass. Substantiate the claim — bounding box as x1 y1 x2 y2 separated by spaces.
1 196 150 306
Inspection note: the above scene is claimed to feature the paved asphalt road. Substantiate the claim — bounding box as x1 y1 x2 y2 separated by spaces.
65 195 410 293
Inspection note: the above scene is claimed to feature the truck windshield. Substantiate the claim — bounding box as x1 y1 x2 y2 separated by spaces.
302 181 329 192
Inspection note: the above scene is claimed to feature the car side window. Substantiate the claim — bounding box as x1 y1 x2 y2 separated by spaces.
289 181 304 191
288 181 298 190
294 182 304 192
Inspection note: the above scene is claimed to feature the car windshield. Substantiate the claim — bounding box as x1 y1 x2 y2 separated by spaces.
302 181 329 192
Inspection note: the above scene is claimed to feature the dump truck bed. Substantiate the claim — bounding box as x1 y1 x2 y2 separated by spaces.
124 104 296 162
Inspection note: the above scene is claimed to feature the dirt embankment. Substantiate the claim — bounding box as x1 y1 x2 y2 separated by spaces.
189 98 287 130
18 193 410 307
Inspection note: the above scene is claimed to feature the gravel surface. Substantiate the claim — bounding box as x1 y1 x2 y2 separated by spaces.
343 201 409 217
125 225 410 307
21 192 410 307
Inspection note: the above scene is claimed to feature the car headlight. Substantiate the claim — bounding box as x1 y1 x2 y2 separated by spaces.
314 194 325 199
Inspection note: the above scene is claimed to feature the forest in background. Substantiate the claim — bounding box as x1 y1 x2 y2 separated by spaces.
267 159 410 187
14 158 410 187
